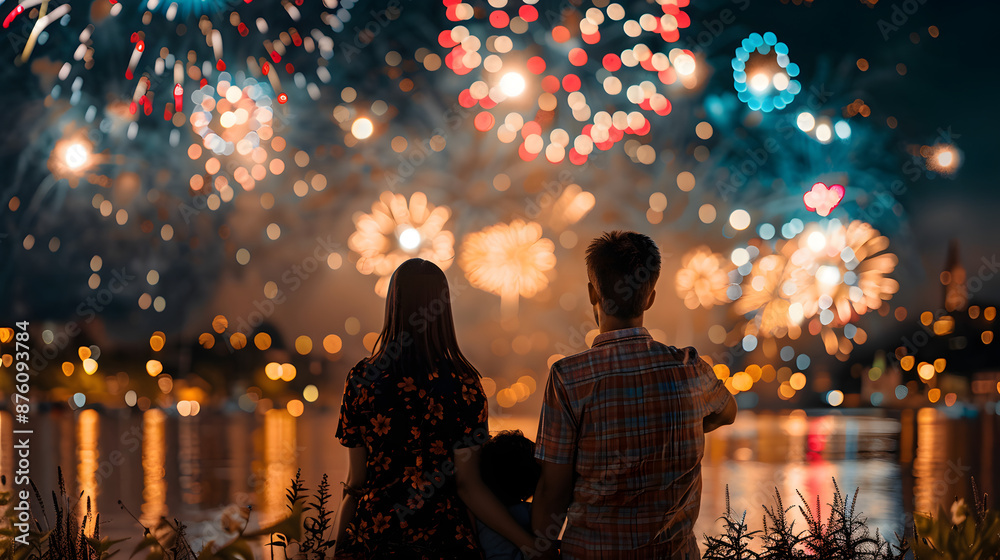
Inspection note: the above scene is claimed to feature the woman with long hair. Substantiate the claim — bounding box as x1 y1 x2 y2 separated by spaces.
333 258 537 559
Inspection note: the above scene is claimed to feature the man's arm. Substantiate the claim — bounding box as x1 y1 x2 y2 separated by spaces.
531 460 574 534
703 391 737 432
688 349 738 433
531 362 577 558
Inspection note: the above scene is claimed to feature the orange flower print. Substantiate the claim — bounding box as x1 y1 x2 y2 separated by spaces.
426 401 444 422
412 474 431 492
371 452 391 472
430 440 447 455
397 376 417 392
411 425 420 440
403 456 424 485
371 414 390 436
372 512 390 533
406 494 425 512
461 384 478 404
403 465 421 482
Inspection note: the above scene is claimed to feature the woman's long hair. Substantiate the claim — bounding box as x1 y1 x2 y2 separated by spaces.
369 258 480 378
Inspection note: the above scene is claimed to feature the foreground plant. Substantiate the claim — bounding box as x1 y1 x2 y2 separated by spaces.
0 469 126 560
125 469 335 560
2 469 336 560
702 488 761 560
702 478 910 560
912 479 1000 560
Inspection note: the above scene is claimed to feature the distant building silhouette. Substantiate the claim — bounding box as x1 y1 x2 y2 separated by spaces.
854 239 998 408
942 239 968 313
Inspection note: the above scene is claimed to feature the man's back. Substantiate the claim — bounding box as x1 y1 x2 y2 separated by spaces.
535 327 732 559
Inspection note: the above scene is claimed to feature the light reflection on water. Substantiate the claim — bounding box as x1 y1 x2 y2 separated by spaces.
141 409 167 528
1 406 995 551
179 415 202 506
698 411 906 544
261 408 298 526
77 409 99 535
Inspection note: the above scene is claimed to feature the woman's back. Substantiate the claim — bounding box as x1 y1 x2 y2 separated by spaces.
335 356 488 559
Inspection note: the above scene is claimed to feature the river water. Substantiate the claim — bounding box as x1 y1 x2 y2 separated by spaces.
1 405 995 555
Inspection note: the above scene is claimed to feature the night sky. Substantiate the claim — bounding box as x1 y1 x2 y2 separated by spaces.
752 1 999 292
1 0 998 396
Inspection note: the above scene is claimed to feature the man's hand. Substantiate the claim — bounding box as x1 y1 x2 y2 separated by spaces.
520 538 560 560
529 461 573 560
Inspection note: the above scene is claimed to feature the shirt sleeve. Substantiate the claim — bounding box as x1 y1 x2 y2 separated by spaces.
534 363 577 465
453 374 489 449
335 360 368 447
690 348 731 417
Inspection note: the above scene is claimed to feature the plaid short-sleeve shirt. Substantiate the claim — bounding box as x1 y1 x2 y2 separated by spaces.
535 327 733 559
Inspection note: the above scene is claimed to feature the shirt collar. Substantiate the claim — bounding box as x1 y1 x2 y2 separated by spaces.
591 327 651 348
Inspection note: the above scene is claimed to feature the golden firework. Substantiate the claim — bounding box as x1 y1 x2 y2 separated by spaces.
675 246 732 310
458 219 555 323
349 191 454 296
733 242 802 338
790 219 898 324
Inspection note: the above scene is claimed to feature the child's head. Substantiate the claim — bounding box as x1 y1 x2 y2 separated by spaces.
480 430 541 506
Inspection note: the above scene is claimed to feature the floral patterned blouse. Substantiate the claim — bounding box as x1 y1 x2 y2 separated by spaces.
335 357 489 559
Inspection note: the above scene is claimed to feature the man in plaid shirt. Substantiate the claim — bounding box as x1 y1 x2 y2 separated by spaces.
529 231 738 560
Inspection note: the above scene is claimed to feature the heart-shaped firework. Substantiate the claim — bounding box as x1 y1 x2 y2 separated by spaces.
803 182 846 217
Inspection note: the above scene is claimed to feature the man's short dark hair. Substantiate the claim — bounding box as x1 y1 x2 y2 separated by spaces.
479 430 540 506
585 231 661 319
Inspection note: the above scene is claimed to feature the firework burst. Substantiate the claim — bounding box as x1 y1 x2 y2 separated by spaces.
39 0 346 143
349 191 455 297
675 246 732 310
458 219 555 325
732 241 802 338
789 219 898 325
732 218 897 341
436 0 697 165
